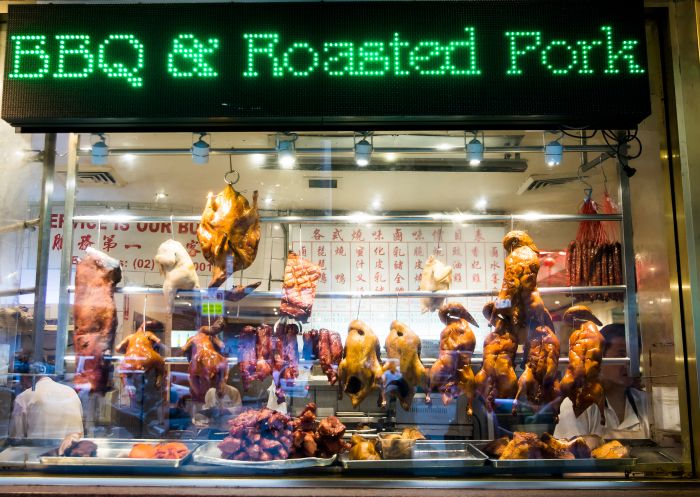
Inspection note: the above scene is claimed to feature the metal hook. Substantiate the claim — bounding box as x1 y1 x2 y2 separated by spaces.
578 166 593 198
224 155 240 185
170 215 175 240
356 294 362 320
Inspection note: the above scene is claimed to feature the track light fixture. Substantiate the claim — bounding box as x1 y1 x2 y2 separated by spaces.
91 133 108 165
466 131 484 166
191 132 210 165
276 133 297 168
544 131 564 167
354 133 373 167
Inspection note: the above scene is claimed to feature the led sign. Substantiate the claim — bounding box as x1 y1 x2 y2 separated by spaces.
1 1 650 130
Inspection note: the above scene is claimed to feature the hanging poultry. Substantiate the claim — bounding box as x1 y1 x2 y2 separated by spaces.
338 320 385 409
384 320 428 411
558 305 606 424
182 318 229 403
115 320 166 389
154 239 200 312
419 255 452 313
426 303 478 414
197 184 260 288
73 247 122 393
475 301 518 412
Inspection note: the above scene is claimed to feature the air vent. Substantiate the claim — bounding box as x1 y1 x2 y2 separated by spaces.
57 166 125 187
308 179 338 189
517 174 585 195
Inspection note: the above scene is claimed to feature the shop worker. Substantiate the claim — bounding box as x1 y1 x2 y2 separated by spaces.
9 372 84 440
554 324 650 439
202 384 242 430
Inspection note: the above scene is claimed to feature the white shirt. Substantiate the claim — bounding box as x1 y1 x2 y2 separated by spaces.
203 385 242 412
9 377 84 439
554 388 650 440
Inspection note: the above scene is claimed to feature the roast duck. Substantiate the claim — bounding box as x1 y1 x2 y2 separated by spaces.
558 305 606 424
73 247 122 393
486 432 591 460
419 255 452 313
280 251 321 322
426 303 479 414
384 321 428 411
154 239 200 312
115 320 165 389
182 317 229 403
338 320 385 409
197 184 260 288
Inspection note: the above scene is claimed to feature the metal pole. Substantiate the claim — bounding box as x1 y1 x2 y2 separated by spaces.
32 133 56 365
55 133 79 376
617 137 640 376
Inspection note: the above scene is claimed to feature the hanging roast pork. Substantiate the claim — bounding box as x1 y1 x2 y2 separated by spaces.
197 184 260 288
73 247 122 393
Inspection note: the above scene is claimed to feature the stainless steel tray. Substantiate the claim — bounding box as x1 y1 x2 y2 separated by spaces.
340 441 487 469
488 456 637 470
192 442 336 469
39 441 198 468
0 446 49 468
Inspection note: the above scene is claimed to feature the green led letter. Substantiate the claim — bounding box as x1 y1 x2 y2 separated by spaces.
445 27 481 75
389 33 410 76
505 31 541 75
9 35 49 79
409 41 445 75
282 42 319 77
323 42 355 76
601 26 645 74
540 40 578 75
243 33 282 77
575 39 603 74
97 34 145 88
168 34 219 78
357 42 389 76
54 35 93 79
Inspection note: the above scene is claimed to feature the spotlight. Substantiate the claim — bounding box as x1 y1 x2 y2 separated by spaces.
545 139 563 167
354 135 373 167
277 139 296 168
466 131 484 166
191 133 210 165
91 133 108 165
475 197 487 211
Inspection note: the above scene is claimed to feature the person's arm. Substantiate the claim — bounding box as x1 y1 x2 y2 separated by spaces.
9 396 27 438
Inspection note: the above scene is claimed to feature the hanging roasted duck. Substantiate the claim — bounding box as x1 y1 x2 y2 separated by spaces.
116 320 165 389
558 305 606 424
197 184 260 288
182 317 229 403
384 320 428 411
338 320 385 409
419 255 452 313
73 247 122 393
154 239 200 312
426 303 479 414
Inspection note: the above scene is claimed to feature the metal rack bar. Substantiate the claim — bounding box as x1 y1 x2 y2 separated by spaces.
65 285 626 298
71 213 622 224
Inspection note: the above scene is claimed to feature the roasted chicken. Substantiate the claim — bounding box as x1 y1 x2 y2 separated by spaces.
384 321 428 410
154 239 199 312
559 306 606 424
349 434 381 460
197 185 260 288
116 320 165 389
280 251 321 321
426 303 479 414
419 255 452 313
498 432 592 460
591 440 629 459
182 318 228 403
73 247 122 393
475 301 518 411
338 320 385 409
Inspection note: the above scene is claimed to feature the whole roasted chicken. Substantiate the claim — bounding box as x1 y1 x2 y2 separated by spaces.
559 305 606 424
116 320 165 389
197 185 260 288
338 320 385 409
419 255 452 313
182 318 228 403
475 301 518 411
73 247 122 393
384 320 427 411
426 303 479 414
512 323 560 417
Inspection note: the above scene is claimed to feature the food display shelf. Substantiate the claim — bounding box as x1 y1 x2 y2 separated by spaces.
339 441 488 470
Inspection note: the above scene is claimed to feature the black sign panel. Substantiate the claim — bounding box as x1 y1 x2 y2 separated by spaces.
2 1 650 130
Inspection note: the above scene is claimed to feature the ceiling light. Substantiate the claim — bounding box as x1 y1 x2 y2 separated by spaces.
466 131 483 166
554 300 560 305
436 142 454 151
385 153 397 162
355 136 373 167
545 139 563 167
91 133 108 165
191 133 210 165
154 192 168 201
372 198 382 210
264 196 273 206
122 153 135 162
475 197 487 211
276 137 296 168
273 224 280 230
251 153 266 166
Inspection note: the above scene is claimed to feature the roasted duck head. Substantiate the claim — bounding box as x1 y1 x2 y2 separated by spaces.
182 317 229 403
427 303 479 413
338 320 385 409
197 185 260 288
116 320 165 389
384 321 427 411
559 305 606 424
419 255 452 313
